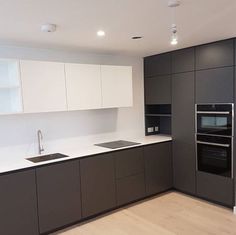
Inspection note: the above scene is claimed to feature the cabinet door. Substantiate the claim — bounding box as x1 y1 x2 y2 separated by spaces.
196 67 233 103
0 170 39 235
144 53 171 77
20 60 67 113
196 39 234 70
101 65 133 108
80 153 116 218
36 161 81 234
172 48 195 73
196 171 234 207
145 75 171 104
172 72 196 194
65 63 102 110
144 142 173 196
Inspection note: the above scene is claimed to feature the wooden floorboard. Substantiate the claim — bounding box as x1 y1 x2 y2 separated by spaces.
52 192 236 235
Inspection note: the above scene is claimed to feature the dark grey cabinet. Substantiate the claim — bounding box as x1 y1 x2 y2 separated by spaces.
196 171 234 207
196 39 234 70
80 153 116 218
114 148 146 206
172 48 195 73
144 142 173 196
144 53 171 77
0 170 39 235
36 161 81 234
196 67 234 103
172 72 196 194
145 75 171 104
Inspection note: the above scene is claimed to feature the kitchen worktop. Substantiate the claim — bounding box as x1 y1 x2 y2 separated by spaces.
0 134 172 174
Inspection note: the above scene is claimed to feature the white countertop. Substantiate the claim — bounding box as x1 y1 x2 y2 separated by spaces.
0 134 172 174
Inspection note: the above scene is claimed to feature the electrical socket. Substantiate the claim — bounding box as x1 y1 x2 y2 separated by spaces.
147 127 154 133
155 126 159 132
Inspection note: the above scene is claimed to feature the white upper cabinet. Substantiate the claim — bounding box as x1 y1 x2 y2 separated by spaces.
65 64 102 110
0 59 23 114
101 65 133 108
20 60 67 113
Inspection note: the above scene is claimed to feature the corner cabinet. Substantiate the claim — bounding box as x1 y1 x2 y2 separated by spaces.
20 60 67 113
101 65 133 108
0 170 39 235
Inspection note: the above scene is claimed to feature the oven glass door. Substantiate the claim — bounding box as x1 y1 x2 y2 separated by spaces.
197 113 232 136
197 136 232 178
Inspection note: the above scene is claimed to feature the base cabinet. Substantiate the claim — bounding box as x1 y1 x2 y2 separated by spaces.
196 171 234 207
0 170 39 235
80 153 116 218
36 161 82 234
144 142 173 196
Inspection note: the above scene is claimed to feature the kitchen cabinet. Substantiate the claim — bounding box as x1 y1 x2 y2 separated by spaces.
0 170 39 235
0 59 22 114
196 67 234 103
145 75 171 104
196 39 234 70
144 142 172 196
101 65 133 108
172 72 196 194
20 60 67 113
36 160 81 234
114 148 146 205
80 153 116 218
65 63 102 110
196 171 234 207
144 53 171 77
172 48 195 73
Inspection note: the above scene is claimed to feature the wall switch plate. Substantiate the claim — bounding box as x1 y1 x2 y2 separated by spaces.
147 127 154 133
154 126 159 132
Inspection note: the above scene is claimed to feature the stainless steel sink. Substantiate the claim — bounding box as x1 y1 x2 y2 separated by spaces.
95 140 141 149
26 153 69 163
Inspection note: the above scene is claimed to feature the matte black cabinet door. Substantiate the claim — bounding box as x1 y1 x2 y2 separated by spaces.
36 161 81 234
196 39 234 70
114 147 144 179
80 153 116 218
196 171 234 207
116 173 146 206
144 142 173 196
172 72 196 194
145 75 171 104
144 53 171 77
172 48 195 73
196 67 234 103
0 170 39 235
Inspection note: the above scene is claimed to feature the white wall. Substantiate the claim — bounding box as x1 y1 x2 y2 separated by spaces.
0 46 144 155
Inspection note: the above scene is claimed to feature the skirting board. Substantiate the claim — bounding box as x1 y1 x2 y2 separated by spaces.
234 206 236 214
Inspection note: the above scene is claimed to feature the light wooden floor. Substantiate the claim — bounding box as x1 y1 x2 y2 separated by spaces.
52 192 236 235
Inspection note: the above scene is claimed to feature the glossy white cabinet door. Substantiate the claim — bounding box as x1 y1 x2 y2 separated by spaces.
101 65 133 108
20 60 67 113
65 64 102 110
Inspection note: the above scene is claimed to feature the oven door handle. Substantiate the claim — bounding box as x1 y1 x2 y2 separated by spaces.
197 141 230 148
196 111 230 114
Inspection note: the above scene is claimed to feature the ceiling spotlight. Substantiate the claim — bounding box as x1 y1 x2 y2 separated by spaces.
41 24 57 33
97 30 105 37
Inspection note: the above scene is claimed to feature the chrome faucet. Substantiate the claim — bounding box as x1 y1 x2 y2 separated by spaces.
37 130 44 155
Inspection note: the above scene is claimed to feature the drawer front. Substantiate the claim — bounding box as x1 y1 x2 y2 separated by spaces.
116 173 146 206
114 147 144 179
196 171 234 207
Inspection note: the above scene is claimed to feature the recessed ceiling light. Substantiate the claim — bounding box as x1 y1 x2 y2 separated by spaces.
41 24 57 33
132 36 143 40
97 30 105 37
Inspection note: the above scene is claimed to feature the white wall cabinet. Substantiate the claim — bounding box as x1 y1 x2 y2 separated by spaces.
0 59 23 114
20 60 67 113
101 65 133 108
65 64 102 110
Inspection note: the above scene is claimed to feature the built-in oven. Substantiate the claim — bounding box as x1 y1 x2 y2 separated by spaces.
196 104 233 137
196 135 233 178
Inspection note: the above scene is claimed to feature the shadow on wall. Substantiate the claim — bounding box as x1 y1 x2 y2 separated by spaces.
0 109 118 147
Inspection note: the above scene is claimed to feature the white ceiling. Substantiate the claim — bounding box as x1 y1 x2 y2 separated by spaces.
0 0 236 57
